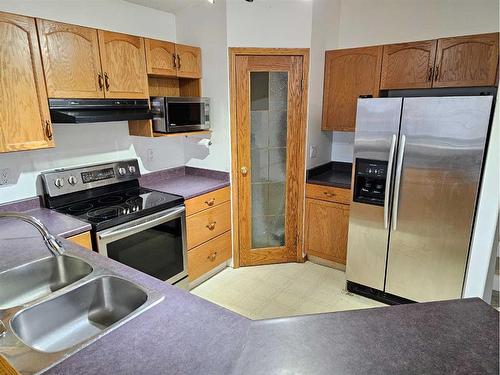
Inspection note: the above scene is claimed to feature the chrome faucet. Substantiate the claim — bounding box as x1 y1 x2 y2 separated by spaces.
0 212 65 256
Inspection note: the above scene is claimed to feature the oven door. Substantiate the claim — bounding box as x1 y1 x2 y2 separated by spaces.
96 206 187 285
165 97 210 133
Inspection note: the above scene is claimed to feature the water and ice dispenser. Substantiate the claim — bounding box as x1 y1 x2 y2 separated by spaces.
352 159 388 206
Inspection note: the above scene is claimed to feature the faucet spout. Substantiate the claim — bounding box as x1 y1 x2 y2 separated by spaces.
0 212 65 256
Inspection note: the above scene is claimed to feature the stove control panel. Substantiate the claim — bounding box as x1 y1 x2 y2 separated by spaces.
41 159 141 197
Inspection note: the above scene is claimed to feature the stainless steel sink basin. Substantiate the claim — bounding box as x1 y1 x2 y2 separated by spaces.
10 276 148 353
0 256 93 310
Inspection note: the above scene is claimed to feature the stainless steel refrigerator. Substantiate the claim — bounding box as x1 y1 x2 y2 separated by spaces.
346 96 493 303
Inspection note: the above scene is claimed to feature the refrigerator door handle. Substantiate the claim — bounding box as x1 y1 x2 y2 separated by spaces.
392 134 406 231
384 134 397 229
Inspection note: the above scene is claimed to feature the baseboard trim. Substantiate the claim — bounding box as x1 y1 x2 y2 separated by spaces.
307 255 346 271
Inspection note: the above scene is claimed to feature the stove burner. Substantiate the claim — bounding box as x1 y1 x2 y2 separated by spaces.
98 195 124 204
67 202 93 213
87 206 124 220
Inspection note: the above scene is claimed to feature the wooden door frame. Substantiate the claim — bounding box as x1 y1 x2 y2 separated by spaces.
229 47 310 268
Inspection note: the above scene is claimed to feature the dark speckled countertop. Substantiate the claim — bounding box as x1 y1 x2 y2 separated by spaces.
307 161 352 189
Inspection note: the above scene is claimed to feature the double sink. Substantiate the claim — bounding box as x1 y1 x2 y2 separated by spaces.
0 253 164 374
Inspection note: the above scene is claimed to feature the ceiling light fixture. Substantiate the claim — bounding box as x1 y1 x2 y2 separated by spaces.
207 0 215 3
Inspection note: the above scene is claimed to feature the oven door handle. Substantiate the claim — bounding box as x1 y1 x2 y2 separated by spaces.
98 206 185 240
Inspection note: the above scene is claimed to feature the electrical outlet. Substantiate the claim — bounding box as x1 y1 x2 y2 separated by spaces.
147 149 154 162
309 146 318 159
0 168 11 186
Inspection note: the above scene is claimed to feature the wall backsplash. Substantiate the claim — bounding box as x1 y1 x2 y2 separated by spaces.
0 122 185 204
331 131 355 163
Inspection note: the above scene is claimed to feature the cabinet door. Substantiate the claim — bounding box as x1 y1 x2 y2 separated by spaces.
145 38 177 77
322 46 382 132
37 19 104 98
434 33 499 87
380 40 437 89
305 198 349 265
0 12 53 153
97 30 149 99
175 44 202 79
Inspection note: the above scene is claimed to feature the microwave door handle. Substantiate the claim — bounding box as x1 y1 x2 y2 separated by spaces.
98 206 185 240
392 134 406 231
384 134 397 229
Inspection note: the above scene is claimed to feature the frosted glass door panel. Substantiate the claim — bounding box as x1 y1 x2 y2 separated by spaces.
250 72 288 248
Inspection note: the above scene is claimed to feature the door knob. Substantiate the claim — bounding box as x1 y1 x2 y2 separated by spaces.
241 166 248 176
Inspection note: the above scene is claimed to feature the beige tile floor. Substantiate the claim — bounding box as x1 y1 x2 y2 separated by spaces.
190 261 386 320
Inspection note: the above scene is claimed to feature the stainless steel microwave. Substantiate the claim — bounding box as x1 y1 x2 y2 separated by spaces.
151 96 210 133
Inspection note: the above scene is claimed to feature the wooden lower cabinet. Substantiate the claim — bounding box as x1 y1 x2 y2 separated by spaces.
304 198 350 265
67 231 93 250
188 231 231 282
185 187 232 283
186 200 231 250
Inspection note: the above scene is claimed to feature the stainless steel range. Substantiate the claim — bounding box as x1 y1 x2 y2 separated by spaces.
41 159 188 289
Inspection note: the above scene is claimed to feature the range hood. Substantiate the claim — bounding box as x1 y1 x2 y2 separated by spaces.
49 99 153 123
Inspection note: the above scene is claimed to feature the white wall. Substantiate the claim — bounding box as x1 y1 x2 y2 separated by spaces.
306 0 339 168
338 0 500 48
463 94 500 299
0 0 175 40
176 0 231 172
0 0 182 204
226 0 313 48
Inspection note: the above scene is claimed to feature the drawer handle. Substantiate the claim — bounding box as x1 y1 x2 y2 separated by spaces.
323 192 336 197
205 198 215 206
207 251 218 262
206 221 217 230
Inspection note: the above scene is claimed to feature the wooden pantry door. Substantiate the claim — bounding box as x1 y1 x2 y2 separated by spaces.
231 49 308 267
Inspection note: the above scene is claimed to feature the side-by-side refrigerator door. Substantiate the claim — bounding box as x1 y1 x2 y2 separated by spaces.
346 98 403 290
385 96 493 302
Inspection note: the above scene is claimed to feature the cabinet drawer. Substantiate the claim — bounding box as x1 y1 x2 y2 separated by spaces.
305 184 351 205
67 231 93 250
188 231 231 281
185 186 230 216
187 201 231 249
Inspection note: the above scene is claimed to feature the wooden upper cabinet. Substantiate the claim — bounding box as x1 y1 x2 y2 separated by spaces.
145 38 177 77
37 19 104 98
380 40 437 89
322 46 382 132
175 44 202 79
0 12 53 153
97 30 149 99
433 33 499 88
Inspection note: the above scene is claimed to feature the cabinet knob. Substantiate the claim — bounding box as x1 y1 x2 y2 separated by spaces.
173 53 177 68
323 191 335 197
240 166 248 176
205 198 215 206
427 67 433 81
177 54 181 69
206 221 217 231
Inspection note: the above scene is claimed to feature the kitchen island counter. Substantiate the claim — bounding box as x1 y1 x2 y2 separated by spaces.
0 230 497 374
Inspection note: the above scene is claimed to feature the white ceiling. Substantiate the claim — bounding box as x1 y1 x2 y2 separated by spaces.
123 0 206 14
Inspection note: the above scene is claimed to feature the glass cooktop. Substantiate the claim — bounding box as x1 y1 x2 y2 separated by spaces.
55 187 184 231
